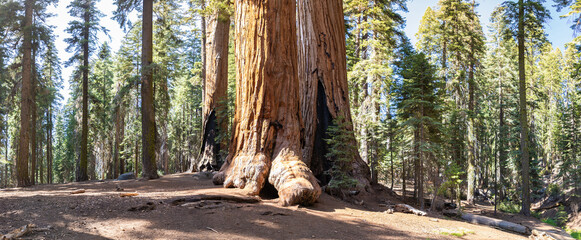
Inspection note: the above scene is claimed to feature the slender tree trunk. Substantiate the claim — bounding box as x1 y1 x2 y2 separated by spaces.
297 0 371 189
197 6 231 171
418 104 425 210
214 0 321 206
390 127 394 190
113 105 124 178
47 107 53 184
77 2 90 182
402 150 406 199
17 0 34 187
30 39 37 185
467 44 476 205
200 0 207 109
517 0 530 216
141 0 158 180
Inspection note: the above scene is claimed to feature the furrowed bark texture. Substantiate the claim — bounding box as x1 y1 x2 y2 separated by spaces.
214 0 321 206
297 0 371 189
198 8 231 171
17 0 33 187
141 0 159 179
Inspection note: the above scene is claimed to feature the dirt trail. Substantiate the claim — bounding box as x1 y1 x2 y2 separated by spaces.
1 173 530 239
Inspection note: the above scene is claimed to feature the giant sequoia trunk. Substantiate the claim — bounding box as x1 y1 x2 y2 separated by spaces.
141 0 158 179
197 7 230 172
297 0 371 190
214 0 321 206
17 0 33 187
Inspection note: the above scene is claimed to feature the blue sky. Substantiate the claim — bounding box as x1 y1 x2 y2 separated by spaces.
46 0 576 106
402 0 576 50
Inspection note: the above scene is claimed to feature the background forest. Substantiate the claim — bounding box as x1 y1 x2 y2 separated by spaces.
1 0 581 233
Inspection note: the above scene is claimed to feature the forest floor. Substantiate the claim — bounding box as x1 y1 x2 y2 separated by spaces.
0 172 560 240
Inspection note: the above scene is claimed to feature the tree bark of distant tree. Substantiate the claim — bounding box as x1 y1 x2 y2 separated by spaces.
113 104 125 178
30 38 37 185
213 0 321 206
47 107 53 183
141 0 158 179
17 0 34 187
76 1 90 182
467 43 476 205
197 5 230 172
297 0 371 190
518 0 531 216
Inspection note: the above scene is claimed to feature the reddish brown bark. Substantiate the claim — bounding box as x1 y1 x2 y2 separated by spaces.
214 0 320 206
17 0 33 187
297 0 371 190
197 6 231 171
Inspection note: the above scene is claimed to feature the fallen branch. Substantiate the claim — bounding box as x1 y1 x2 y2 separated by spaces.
120 193 139 197
393 204 427 216
461 213 531 235
206 227 219 233
171 194 260 206
1 224 52 240
70 189 86 194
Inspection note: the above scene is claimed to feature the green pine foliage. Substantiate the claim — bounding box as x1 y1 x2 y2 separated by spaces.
325 115 359 192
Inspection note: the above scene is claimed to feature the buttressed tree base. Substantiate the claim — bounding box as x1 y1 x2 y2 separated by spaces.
213 0 321 206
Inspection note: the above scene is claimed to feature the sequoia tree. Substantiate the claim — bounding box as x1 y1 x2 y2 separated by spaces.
213 0 321 206
17 0 34 187
297 0 371 190
197 1 231 171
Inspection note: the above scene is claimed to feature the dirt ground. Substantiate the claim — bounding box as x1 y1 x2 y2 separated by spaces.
1 173 536 240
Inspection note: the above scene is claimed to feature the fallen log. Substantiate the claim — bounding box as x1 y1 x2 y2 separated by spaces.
393 204 427 216
461 213 531 235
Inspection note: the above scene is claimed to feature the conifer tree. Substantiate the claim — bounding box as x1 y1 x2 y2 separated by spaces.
65 0 107 181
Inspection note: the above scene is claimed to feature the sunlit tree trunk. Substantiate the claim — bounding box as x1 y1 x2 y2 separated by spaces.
214 0 321 206
297 0 371 189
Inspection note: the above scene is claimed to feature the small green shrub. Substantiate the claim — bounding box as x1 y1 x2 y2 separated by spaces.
541 218 559 227
498 201 520 213
570 231 580 239
547 183 562 197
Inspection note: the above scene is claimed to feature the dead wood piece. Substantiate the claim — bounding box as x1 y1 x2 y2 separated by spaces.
529 229 557 240
1 224 33 240
394 204 427 216
206 227 219 233
461 213 531 235
71 189 86 194
171 194 260 206
1 224 51 240
120 193 139 197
